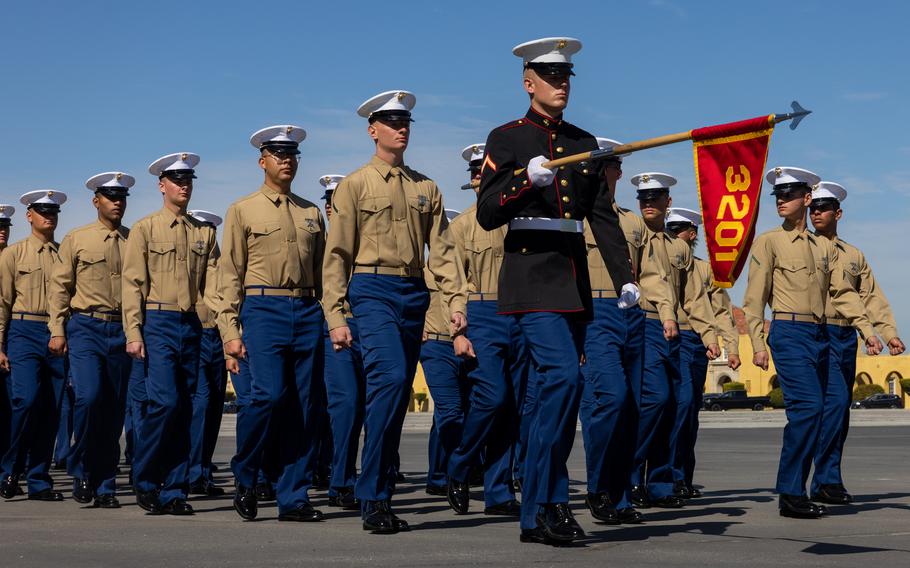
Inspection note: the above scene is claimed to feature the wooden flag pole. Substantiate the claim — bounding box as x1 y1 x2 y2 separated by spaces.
464 101 810 189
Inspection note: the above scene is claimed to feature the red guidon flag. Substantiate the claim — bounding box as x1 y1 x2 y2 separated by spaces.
692 115 775 287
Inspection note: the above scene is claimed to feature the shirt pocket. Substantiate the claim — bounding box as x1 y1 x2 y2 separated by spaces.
670 251 689 271
148 242 176 273
408 195 432 216
249 222 282 256
359 196 392 238
295 218 321 261
188 243 208 279
777 258 809 287
76 251 106 281
16 263 42 290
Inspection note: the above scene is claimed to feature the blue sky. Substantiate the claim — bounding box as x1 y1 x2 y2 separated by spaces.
1 0 907 333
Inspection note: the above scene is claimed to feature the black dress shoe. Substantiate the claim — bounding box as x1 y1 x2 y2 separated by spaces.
779 494 824 519
210 464 221 473
651 495 685 508
28 489 64 501
93 494 121 509
234 486 257 520
687 485 703 499
362 500 397 534
395 472 407 483
537 503 585 542
617 507 644 524
630 485 651 508
279 503 324 522
328 487 360 510
811 484 853 505
389 509 410 532
512 478 523 494
469 469 484 487
673 480 692 499
254 483 276 501
425 484 447 496
484 499 521 516
0 476 20 499
161 498 194 515
447 478 470 514
189 479 225 497
52 460 67 471
520 526 570 546
136 490 162 514
585 492 620 524
73 478 94 504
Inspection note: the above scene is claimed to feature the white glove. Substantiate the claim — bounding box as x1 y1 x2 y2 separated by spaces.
527 155 555 187
616 283 641 309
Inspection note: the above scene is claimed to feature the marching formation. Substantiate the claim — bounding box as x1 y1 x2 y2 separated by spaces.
0 37 904 546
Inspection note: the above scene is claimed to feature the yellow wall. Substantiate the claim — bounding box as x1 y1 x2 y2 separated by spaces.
706 336 910 407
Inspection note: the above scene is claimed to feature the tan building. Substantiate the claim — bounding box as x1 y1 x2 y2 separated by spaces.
707 308 909 407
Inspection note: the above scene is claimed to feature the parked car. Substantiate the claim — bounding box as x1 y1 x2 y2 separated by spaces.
702 390 771 411
851 394 904 409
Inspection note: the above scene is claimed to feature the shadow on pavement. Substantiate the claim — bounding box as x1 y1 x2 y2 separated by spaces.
588 520 744 542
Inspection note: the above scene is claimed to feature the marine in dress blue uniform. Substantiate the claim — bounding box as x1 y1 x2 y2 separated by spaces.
476 38 638 544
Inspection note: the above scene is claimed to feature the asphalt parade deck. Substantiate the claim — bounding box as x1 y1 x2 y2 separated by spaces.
1 418 908 567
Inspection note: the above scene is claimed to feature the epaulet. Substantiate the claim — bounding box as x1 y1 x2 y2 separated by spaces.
496 118 527 132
